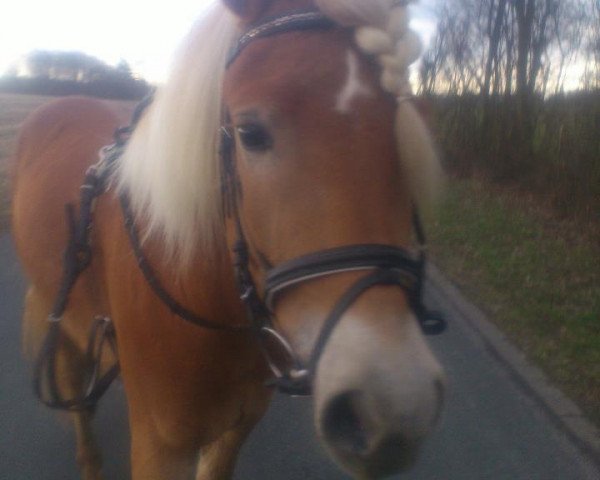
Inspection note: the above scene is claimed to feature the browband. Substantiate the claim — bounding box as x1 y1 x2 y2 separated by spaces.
227 10 335 67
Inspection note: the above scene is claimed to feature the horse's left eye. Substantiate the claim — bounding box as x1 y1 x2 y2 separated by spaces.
236 124 272 151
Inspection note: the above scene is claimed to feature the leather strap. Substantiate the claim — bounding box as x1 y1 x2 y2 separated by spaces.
119 192 252 332
34 317 120 411
227 11 335 67
264 244 421 310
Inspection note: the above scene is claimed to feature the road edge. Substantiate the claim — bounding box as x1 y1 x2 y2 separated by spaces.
426 263 600 466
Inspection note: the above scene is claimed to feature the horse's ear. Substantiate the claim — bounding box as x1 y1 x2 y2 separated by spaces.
223 0 270 22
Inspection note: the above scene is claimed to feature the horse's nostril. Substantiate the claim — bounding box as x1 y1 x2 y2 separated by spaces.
322 391 371 455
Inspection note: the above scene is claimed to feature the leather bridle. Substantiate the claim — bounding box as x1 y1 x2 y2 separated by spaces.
221 10 446 396
34 7 445 413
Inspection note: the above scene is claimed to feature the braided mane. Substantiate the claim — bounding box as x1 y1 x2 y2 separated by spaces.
316 0 442 213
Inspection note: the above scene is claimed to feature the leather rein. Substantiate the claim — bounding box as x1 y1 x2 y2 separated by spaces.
34 10 446 410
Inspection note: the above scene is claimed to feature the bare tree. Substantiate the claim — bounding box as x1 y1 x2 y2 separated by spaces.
582 0 600 90
483 0 509 97
419 0 597 96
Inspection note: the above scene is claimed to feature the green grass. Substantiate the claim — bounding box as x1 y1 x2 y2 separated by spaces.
428 177 600 425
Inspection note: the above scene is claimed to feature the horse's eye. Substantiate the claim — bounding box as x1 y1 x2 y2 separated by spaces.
236 124 272 151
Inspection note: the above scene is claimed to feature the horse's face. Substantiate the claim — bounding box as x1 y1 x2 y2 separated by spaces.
223 0 445 477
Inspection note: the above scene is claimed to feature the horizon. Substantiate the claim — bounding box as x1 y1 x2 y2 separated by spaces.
1 1 438 84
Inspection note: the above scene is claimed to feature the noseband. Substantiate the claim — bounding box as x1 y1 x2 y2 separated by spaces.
222 10 446 396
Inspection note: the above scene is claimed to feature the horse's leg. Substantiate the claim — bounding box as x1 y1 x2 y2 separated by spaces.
194 423 255 480
126 382 270 480
22 287 103 480
129 422 198 480
195 388 271 480
72 411 102 480
57 335 103 480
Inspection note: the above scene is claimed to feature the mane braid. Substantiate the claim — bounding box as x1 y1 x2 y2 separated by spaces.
316 0 442 211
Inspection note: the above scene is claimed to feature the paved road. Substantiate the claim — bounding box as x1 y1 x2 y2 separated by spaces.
1 232 598 479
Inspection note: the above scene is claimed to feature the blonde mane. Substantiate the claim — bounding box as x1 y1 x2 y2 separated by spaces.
118 4 239 265
118 0 440 266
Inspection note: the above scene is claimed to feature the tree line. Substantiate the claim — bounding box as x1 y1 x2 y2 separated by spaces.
420 0 599 96
417 0 599 222
1 50 150 100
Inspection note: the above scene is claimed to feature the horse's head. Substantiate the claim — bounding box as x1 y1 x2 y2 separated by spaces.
120 0 445 476
221 0 445 477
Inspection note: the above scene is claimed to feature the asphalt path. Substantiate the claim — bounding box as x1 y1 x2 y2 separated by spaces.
1 232 598 479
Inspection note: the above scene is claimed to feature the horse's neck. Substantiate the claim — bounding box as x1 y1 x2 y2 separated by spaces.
99 195 244 327
146 232 242 323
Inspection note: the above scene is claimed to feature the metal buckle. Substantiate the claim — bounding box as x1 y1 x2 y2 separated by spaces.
259 327 301 378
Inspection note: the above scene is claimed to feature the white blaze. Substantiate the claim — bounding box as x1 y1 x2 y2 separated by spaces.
335 50 373 113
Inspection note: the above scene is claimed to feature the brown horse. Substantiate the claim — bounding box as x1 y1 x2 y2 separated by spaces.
11 1 446 479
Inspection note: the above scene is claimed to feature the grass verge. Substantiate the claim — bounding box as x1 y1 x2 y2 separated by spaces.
428 176 600 426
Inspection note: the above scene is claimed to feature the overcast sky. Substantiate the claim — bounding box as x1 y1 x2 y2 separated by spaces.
0 0 438 83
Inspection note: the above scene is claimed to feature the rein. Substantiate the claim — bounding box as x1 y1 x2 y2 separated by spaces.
32 98 154 411
119 193 253 332
34 9 446 410
33 138 124 411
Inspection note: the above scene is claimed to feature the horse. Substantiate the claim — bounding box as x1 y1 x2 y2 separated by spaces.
11 1 446 478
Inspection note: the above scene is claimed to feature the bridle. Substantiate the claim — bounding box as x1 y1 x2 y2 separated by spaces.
34 8 447 411
219 9 447 396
